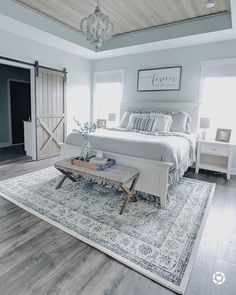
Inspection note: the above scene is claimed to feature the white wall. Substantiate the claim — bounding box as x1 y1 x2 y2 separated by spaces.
93 39 236 170
0 29 92 135
93 39 236 103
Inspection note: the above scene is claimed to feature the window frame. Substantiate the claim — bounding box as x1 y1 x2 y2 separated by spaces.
200 58 236 103
199 58 236 140
92 69 125 122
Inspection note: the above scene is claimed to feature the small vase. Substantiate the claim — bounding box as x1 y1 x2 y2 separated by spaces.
81 139 91 161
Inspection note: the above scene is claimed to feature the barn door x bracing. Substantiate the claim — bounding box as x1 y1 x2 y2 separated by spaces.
36 68 66 160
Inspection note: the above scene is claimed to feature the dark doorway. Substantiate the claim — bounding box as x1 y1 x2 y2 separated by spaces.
10 81 31 144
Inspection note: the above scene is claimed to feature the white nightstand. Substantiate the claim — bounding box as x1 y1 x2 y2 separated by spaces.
195 139 235 180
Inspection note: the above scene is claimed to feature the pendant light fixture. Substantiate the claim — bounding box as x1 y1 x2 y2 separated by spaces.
80 0 114 48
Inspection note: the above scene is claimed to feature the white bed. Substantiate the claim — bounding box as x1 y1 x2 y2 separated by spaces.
60 101 199 208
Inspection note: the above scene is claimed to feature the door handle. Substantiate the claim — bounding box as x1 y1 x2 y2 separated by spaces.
36 118 40 127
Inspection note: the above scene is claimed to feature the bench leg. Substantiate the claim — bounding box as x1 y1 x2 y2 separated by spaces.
119 175 139 215
119 190 133 215
55 169 77 189
56 175 67 189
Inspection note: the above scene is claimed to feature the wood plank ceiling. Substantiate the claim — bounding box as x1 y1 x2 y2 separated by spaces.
16 0 231 35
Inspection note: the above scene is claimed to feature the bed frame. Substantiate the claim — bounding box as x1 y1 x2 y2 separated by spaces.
60 101 199 208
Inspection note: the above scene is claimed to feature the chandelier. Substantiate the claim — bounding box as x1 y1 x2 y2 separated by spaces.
80 0 114 48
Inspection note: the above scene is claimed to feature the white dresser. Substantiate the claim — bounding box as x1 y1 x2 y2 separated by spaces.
195 139 235 180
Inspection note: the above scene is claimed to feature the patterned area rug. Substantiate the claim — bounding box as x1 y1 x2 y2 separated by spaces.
0 167 215 294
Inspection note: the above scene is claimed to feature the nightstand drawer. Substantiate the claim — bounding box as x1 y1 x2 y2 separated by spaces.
200 143 229 156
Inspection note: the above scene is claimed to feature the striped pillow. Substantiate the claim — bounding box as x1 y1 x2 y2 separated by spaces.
131 117 156 133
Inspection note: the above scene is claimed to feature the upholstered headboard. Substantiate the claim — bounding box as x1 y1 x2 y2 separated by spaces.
120 101 200 133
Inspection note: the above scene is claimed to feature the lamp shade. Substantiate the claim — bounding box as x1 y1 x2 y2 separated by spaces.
200 117 210 129
108 113 116 122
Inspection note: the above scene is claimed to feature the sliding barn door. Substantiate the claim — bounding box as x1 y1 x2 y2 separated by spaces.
36 68 66 160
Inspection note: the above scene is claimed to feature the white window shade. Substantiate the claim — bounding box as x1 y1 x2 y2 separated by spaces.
201 60 236 141
93 70 124 125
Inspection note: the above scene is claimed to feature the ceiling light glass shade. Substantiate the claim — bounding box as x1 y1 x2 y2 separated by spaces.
206 0 216 8
80 0 113 48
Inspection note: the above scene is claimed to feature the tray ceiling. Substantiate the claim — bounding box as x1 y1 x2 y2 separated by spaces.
16 0 231 35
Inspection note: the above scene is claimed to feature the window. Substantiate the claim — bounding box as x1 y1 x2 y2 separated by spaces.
93 70 124 125
201 61 236 140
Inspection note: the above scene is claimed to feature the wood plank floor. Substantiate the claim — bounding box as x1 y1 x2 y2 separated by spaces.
0 145 32 167
0 158 236 295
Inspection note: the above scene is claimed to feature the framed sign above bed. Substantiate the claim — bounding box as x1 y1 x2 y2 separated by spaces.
137 66 182 92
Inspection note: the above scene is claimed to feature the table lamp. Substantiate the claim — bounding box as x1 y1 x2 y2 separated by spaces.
200 117 210 140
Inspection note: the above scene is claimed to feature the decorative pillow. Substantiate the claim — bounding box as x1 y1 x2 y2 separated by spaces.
130 117 156 133
127 113 150 130
150 113 172 132
185 118 192 134
119 111 131 128
170 111 191 133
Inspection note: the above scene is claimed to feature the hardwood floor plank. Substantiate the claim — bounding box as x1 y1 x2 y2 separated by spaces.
0 155 62 181
95 266 152 295
0 214 41 241
0 226 52 275
0 251 54 295
78 260 128 295
31 248 106 295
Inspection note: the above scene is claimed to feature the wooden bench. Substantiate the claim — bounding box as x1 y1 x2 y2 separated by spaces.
54 159 139 215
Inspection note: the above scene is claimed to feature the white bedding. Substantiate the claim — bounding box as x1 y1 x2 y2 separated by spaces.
66 128 196 185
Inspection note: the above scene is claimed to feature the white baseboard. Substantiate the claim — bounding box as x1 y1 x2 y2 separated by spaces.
231 168 236 176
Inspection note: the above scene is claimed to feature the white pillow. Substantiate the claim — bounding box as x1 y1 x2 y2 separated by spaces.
119 111 131 128
150 113 172 132
170 111 190 133
127 113 150 130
